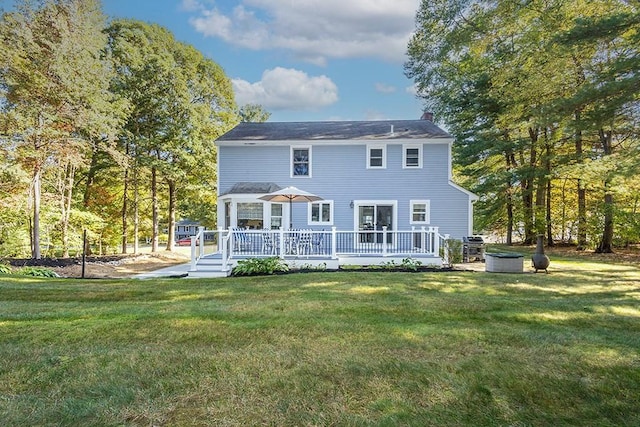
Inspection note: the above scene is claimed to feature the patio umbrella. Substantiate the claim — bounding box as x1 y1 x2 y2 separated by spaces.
258 186 323 229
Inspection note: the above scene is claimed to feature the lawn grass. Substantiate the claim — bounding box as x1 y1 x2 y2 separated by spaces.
1 256 639 426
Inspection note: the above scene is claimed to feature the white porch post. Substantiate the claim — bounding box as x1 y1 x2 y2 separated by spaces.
198 226 204 259
279 227 285 259
411 226 415 251
432 226 440 255
190 235 197 271
421 226 427 253
382 226 388 256
217 227 224 252
331 227 337 259
221 229 229 270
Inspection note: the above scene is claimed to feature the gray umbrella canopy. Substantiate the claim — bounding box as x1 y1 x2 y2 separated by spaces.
258 186 323 229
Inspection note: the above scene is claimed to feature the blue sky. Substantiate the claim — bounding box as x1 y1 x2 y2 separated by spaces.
100 0 425 122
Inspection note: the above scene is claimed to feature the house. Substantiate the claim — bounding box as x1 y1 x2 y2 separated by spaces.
174 220 201 241
215 118 477 239
188 117 477 276
174 219 216 243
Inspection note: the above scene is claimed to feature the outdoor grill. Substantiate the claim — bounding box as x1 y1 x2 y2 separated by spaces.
462 236 486 263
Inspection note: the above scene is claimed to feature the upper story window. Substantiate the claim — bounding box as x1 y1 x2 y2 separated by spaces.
410 200 430 224
291 147 311 177
367 145 386 169
403 144 422 168
309 201 333 225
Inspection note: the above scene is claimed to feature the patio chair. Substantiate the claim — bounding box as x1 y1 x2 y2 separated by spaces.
283 230 298 255
261 229 278 255
296 229 313 255
311 231 324 255
231 227 252 252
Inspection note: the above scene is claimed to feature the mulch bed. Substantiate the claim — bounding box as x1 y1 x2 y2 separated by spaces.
3 254 136 268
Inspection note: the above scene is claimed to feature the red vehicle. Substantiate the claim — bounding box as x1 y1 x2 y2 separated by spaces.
176 237 198 246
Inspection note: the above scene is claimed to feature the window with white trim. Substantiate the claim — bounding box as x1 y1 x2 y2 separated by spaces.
270 203 283 229
367 145 386 169
308 201 333 225
291 146 311 177
403 144 422 168
410 200 430 224
237 202 264 229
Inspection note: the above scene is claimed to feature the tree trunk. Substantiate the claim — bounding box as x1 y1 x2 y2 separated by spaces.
575 124 587 250
596 192 614 253
577 179 587 249
133 163 139 254
546 178 554 246
61 162 75 258
121 161 129 254
151 167 159 253
571 56 588 250
83 149 99 207
521 140 536 245
532 128 547 238
545 136 554 246
505 149 515 245
596 129 614 253
166 179 176 251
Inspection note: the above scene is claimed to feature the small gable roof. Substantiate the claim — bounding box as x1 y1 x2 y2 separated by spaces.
217 120 451 142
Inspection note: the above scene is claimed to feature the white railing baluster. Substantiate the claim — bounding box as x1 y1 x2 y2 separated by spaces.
279 227 285 259
331 227 337 259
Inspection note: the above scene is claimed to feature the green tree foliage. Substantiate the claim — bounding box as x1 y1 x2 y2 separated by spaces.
239 104 271 123
0 0 124 258
405 0 640 250
105 20 237 252
0 4 237 259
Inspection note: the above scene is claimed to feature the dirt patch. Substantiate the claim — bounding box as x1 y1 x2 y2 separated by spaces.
4 252 190 279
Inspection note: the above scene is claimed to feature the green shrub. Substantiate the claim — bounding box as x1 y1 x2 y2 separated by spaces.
441 238 463 266
380 260 398 270
401 257 423 271
232 257 289 276
18 266 59 278
297 262 327 271
380 258 423 271
0 263 12 274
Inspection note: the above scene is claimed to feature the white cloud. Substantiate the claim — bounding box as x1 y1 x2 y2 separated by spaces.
232 67 339 111
180 0 202 12
375 83 396 94
186 0 419 64
405 84 420 96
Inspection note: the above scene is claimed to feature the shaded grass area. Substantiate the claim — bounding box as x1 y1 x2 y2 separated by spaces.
1 260 639 426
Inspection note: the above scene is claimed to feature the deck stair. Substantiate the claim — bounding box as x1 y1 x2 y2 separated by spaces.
188 254 231 278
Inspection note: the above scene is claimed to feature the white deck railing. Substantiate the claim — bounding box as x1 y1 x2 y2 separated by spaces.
191 226 450 271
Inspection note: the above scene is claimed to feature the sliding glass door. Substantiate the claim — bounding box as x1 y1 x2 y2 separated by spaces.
357 203 394 244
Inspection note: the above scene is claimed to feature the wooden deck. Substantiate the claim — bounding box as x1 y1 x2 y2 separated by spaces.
187 227 449 277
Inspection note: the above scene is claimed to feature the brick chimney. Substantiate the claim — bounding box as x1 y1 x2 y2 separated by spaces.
420 111 434 121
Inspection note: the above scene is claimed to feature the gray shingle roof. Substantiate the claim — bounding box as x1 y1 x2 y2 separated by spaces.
217 120 451 141
220 182 282 196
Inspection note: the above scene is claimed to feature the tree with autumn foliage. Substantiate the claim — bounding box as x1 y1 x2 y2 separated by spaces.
0 0 125 258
